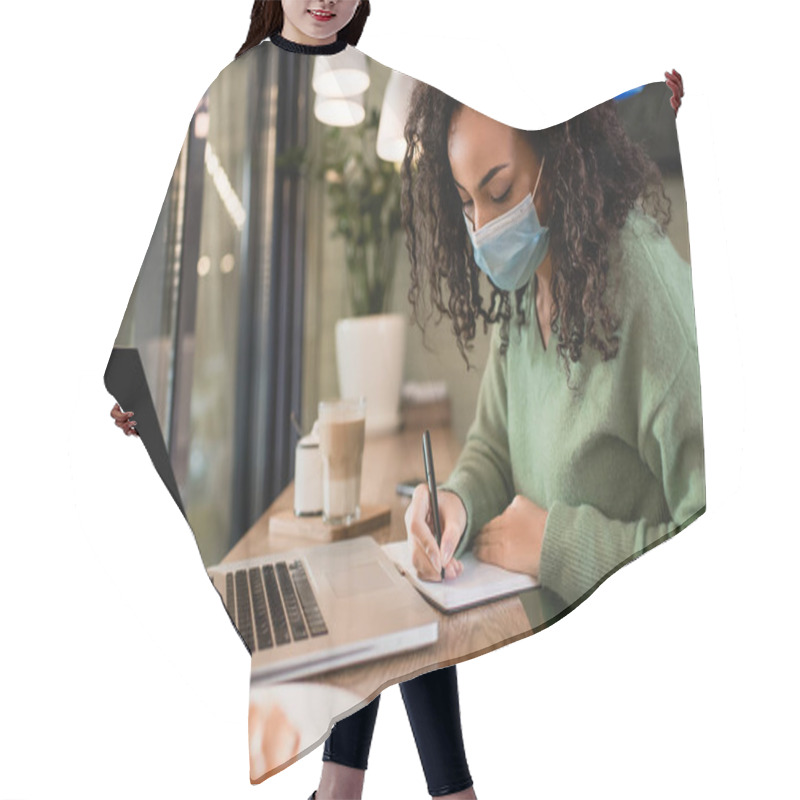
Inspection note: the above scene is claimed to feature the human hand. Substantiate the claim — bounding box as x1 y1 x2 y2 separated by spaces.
473 494 548 577
248 700 301 779
404 485 467 582
665 69 684 116
110 402 138 436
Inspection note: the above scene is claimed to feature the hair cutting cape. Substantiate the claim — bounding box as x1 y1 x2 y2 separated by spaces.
105 35 705 785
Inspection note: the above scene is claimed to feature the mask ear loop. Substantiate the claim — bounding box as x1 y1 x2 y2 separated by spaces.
532 155 546 202
525 155 547 312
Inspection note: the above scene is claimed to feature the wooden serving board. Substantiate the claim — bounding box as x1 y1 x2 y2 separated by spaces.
268 504 392 542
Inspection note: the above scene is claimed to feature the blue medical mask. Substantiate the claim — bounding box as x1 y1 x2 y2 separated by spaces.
463 156 549 292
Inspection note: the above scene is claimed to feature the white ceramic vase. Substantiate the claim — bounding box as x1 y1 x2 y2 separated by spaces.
335 313 407 436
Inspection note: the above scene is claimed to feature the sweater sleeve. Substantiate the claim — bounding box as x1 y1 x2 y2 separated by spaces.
438 324 515 560
539 345 706 606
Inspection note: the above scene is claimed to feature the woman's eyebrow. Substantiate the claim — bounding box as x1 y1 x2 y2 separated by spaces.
453 163 510 192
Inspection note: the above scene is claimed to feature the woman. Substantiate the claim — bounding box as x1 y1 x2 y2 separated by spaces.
400 83 705 609
236 0 369 56
113 3 476 798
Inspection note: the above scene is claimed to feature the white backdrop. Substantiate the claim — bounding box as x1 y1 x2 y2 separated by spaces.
1 1 797 798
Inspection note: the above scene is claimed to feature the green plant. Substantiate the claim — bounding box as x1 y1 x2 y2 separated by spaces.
316 106 404 317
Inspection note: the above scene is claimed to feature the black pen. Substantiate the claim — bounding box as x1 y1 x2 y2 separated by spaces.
422 429 445 580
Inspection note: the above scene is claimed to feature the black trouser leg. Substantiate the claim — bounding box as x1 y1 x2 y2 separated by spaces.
400 665 473 797
322 665 473 797
322 693 381 770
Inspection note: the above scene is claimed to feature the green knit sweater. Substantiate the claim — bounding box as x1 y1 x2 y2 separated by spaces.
439 206 706 607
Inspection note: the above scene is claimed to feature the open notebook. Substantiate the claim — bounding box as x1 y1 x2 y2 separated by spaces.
382 540 538 613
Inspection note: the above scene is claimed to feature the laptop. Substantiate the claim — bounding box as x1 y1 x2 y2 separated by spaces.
207 535 439 682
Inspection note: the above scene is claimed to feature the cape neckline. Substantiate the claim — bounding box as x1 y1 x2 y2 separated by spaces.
268 31 348 55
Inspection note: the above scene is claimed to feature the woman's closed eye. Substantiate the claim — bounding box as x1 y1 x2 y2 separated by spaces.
461 185 513 212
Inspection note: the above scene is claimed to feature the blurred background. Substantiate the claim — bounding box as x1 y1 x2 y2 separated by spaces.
114 43 688 567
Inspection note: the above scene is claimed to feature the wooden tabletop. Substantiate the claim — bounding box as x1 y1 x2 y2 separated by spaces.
224 425 538 702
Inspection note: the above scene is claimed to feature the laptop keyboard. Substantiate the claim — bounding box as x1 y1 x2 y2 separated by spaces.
224 559 329 653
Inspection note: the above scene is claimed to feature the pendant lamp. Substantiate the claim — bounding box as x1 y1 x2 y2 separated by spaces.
376 72 417 162
314 92 366 127
312 49 370 98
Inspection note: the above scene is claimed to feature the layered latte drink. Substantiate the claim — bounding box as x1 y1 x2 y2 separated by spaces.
318 397 367 525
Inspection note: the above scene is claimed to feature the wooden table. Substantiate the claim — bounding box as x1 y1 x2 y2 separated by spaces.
224 425 550 707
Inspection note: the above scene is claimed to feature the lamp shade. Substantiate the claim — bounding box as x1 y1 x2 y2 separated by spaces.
314 92 366 127
313 49 370 98
377 72 417 162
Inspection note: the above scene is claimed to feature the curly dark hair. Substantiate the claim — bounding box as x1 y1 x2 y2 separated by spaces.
235 0 371 59
400 82 673 381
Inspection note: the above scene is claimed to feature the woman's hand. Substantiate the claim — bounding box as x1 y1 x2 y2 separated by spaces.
665 68 684 116
110 402 138 436
404 485 467 582
473 494 548 578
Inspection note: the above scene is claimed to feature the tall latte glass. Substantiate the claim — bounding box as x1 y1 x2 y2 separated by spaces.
318 397 367 525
